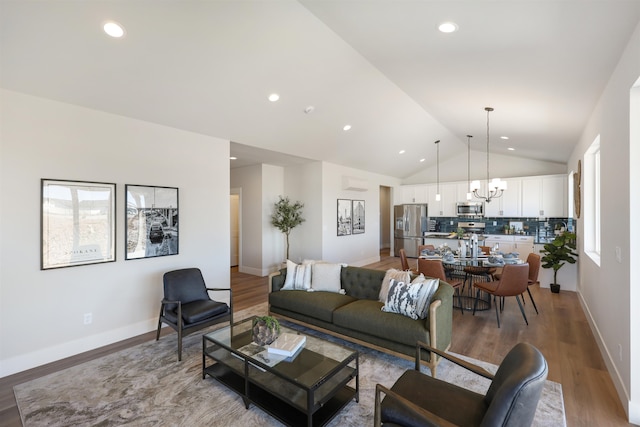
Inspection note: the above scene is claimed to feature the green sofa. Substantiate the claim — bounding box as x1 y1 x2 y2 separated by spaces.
268 265 454 376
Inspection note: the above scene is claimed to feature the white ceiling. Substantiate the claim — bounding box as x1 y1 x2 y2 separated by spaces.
2 1 639 178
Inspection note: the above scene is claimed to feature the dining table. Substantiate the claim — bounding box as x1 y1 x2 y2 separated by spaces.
419 253 525 311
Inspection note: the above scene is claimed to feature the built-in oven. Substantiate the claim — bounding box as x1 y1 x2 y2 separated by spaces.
456 202 485 217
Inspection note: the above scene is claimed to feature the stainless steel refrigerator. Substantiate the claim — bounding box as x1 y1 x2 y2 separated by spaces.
394 204 428 258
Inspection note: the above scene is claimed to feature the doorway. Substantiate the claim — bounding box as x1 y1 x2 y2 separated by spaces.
230 191 240 268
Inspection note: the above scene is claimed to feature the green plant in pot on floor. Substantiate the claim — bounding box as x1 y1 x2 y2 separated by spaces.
271 195 305 262
540 231 578 293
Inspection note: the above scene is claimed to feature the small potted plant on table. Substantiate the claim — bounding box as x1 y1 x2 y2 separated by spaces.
540 231 578 293
252 316 281 346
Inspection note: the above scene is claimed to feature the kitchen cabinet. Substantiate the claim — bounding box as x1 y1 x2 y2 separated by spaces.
427 183 456 217
484 235 533 258
541 176 567 217
484 178 522 217
521 175 567 217
484 235 516 253
514 236 535 259
400 185 428 204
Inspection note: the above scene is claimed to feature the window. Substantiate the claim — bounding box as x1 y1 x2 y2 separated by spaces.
584 135 600 265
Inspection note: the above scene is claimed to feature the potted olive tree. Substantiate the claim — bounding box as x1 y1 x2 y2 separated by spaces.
271 196 305 261
540 231 578 293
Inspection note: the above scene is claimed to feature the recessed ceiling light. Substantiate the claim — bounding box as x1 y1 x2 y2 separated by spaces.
103 21 125 38
438 22 458 33
501 136 509 140
343 125 352 131
399 150 406 154
508 147 515 151
230 156 237 160
420 158 426 162
304 106 315 114
268 93 280 102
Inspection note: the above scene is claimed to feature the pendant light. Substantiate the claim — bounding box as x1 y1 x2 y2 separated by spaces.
435 140 441 201
469 107 507 202
466 135 473 200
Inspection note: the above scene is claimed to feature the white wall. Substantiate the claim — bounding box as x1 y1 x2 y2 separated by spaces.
567 21 640 423
261 164 285 272
0 90 231 377
403 149 567 185
321 162 401 266
285 162 323 262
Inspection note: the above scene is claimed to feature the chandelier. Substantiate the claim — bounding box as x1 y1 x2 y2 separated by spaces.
466 134 473 200
470 107 506 203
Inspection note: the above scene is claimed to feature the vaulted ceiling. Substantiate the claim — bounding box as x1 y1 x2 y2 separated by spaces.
2 1 639 178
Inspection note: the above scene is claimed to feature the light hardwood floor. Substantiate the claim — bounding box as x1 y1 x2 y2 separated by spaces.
0 251 631 426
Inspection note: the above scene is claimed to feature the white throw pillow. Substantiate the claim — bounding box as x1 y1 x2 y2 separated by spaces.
379 268 412 302
282 260 311 290
311 263 343 293
381 275 440 320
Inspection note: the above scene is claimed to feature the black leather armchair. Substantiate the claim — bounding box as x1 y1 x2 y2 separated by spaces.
156 268 232 361
375 341 548 427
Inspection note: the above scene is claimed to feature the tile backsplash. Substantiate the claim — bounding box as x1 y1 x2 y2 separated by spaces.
431 217 573 243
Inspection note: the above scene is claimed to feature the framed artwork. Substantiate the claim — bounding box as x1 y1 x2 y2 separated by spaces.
41 179 116 270
125 185 179 260
352 200 365 234
337 199 352 236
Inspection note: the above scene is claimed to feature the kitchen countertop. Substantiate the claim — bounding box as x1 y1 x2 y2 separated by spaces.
424 233 552 244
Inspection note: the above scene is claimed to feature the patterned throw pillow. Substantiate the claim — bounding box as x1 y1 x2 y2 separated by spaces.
379 268 412 302
382 276 440 320
282 260 311 290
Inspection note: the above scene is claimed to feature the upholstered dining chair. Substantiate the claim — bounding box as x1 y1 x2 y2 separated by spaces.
399 248 417 274
157 268 232 361
493 253 541 315
375 341 548 427
418 258 464 315
417 244 436 255
473 263 529 328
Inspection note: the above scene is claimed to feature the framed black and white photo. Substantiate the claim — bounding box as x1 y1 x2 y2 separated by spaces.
352 200 365 234
41 179 116 270
125 185 179 260
337 199 352 236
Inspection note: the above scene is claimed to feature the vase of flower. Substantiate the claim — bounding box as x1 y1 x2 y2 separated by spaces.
252 316 281 346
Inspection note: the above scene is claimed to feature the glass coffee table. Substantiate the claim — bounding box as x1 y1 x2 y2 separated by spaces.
202 316 359 427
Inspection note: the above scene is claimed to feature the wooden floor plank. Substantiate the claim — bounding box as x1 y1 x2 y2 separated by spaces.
0 251 632 426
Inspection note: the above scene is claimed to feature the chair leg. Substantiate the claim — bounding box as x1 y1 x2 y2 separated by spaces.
456 288 464 315
515 295 529 325
527 287 539 314
156 305 164 341
494 295 501 328
472 288 480 315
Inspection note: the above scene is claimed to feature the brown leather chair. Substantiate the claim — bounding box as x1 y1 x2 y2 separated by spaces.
473 263 529 327
494 253 541 315
398 248 417 274
375 341 548 427
418 258 464 315
417 244 435 255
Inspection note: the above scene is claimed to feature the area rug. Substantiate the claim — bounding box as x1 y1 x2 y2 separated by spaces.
15 303 566 426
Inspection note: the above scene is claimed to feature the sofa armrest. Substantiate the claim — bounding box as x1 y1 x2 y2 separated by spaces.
268 269 286 293
426 282 454 356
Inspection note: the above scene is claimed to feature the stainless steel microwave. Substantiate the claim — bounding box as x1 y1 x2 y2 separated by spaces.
456 202 485 217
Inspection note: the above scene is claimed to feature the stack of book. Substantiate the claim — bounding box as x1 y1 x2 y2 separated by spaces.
267 333 306 357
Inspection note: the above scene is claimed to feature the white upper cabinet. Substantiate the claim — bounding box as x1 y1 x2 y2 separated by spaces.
541 175 567 217
400 185 428 204
398 174 567 218
427 183 456 217
521 175 567 217
484 178 522 217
